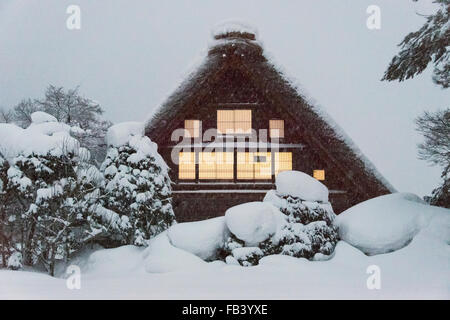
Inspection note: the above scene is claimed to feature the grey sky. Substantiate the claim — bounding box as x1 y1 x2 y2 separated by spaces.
0 0 448 196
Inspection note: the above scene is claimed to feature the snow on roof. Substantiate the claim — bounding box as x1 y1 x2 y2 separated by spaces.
106 122 144 147
211 20 259 39
261 49 396 193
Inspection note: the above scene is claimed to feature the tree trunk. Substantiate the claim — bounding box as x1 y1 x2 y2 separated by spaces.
23 221 36 266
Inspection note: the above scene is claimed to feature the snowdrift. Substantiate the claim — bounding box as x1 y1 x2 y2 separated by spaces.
334 193 447 255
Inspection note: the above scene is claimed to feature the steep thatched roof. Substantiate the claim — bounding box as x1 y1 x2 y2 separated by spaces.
145 24 395 198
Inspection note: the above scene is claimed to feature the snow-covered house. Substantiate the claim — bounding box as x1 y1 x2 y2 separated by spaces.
145 23 394 221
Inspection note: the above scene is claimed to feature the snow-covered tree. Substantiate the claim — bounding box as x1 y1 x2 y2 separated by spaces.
0 112 101 275
96 133 175 247
36 85 112 165
11 99 40 128
9 86 111 165
0 152 12 267
382 0 449 88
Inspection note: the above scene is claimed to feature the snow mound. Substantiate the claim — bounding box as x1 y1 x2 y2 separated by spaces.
167 217 229 260
212 20 259 38
86 245 145 275
275 170 329 202
334 193 446 255
30 111 57 124
225 202 283 246
106 122 144 147
143 232 207 273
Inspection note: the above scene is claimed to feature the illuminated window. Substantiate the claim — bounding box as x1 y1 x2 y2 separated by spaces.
313 170 325 181
184 120 200 138
199 152 234 180
179 152 195 179
237 152 271 180
217 110 252 134
274 152 292 176
269 120 285 138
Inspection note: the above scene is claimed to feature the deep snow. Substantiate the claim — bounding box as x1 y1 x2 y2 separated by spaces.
1 193 449 299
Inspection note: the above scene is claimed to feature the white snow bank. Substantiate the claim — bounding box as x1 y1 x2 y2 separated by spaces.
275 170 329 202
225 202 283 246
142 232 207 273
167 217 229 260
335 193 448 255
1 203 449 298
85 245 145 276
106 122 143 147
30 111 57 124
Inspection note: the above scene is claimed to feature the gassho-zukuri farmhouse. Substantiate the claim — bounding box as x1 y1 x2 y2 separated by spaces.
145 23 395 221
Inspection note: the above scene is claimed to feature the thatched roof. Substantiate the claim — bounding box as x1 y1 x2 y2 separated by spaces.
145 24 395 198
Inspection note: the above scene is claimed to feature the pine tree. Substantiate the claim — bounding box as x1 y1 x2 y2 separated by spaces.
382 0 449 88
97 135 175 247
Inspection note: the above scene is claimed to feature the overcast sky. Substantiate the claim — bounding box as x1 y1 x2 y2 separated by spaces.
0 0 448 196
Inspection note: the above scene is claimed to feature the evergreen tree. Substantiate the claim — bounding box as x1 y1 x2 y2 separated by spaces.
97 135 175 247
382 0 449 88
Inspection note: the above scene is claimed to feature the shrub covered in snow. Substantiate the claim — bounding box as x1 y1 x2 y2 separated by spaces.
96 124 175 247
221 171 339 266
7 251 22 270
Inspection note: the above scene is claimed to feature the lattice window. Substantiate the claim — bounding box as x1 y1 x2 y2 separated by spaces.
199 152 234 180
184 120 200 138
179 152 195 179
217 110 252 134
274 152 292 176
237 152 271 180
269 120 285 138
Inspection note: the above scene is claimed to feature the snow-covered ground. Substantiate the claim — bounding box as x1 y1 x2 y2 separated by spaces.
1 192 449 300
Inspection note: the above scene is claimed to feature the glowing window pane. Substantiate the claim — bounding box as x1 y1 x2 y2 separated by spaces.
237 152 254 179
313 170 325 181
178 152 195 179
269 120 285 138
254 152 271 179
217 110 252 134
184 120 200 138
234 110 252 134
199 152 234 180
217 110 234 135
237 152 271 180
274 152 292 176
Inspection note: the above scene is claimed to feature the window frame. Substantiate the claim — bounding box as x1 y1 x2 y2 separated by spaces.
217 109 252 136
184 120 201 138
269 119 285 139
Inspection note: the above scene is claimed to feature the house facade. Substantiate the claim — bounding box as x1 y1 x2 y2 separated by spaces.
145 27 394 221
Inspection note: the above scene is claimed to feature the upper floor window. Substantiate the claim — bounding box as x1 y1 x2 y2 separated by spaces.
269 120 285 138
313 169 325 181
184 120 200 138
217 110 252 134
